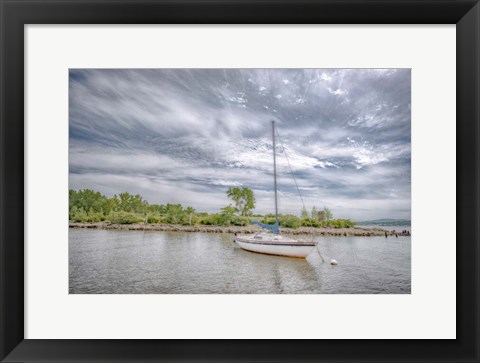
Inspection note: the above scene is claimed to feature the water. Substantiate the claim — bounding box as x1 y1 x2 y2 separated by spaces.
69 229 411 294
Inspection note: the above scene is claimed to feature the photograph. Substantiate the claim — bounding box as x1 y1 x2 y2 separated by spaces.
69 68 411 294
2 0 477 359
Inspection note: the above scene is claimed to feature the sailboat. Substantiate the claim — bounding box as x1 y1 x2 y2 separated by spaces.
234 121 317 258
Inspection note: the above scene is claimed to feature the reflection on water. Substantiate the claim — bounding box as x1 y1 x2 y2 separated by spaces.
69 229 411 294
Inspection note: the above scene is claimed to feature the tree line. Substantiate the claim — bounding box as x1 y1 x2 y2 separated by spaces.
69 187 355 229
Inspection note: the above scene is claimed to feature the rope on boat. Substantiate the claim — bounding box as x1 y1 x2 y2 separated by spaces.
274 128 306 212
316 244 325 263
275 126 328 263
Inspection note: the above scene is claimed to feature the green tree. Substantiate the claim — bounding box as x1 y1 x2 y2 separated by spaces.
323 207 333 224
165 203 184 224
142 201 149 223
69 206 87 222
219 205 237 226
148 204 167 214
69 189 106 213
118 192 146 213
311 206 318 220
301 207 309 219
226 187 255 216
102 195 119 214
184 206 196 225
221 205 237 216
317 210 325 222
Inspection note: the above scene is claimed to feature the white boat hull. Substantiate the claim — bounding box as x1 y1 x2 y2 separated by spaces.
234 234 316 258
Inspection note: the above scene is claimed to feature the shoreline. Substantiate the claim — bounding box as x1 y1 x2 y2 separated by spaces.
69 222 410 237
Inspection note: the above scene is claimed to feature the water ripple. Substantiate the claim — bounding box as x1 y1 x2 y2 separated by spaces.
69 229 411 294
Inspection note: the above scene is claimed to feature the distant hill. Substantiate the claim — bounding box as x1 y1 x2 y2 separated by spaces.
356 219 411 226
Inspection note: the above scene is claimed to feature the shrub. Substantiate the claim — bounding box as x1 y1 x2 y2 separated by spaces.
300 218 320 227
197 213 248 226
69 206 88 222
147 213 164 224
279 214 301 229
85 210 106 222
260 216 276 225
107 211 144 224
198 213 218 225
230 216 249 226
329 219 356 228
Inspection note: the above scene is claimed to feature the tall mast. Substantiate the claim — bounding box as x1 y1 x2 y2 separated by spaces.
272 120 279 233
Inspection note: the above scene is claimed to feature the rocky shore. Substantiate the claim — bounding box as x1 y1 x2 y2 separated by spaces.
69 222 410 237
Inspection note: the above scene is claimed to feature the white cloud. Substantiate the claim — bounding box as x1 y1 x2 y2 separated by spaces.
320 73 332 82
328 87 348 96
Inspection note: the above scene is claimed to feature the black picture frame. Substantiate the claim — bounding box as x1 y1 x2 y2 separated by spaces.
1 1 479 362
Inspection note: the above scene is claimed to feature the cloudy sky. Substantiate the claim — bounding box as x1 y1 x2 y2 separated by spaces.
69 69 411 221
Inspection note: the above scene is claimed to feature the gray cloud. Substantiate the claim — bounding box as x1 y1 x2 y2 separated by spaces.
69 69 411 220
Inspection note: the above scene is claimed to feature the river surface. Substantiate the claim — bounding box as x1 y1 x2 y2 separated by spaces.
69 229 411 294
